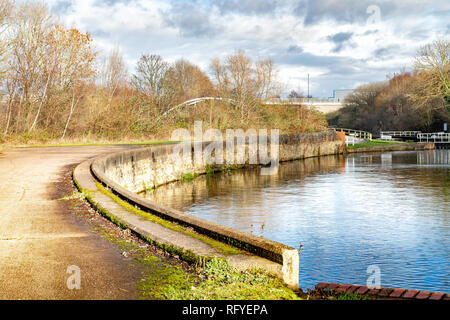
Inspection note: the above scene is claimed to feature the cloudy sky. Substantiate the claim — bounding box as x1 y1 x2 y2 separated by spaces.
46 0 449 97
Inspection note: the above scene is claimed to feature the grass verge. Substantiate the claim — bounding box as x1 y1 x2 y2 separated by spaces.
346 139 403 149
158 258 301 300
15 140 178 148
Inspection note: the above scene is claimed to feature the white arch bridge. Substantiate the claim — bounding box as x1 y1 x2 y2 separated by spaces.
150 97 235 129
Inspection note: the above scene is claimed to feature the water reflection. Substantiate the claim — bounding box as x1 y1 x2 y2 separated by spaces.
142 150 450 292
418 149 450 165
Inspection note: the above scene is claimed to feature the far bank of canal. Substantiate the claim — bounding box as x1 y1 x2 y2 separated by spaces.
142 149 449 292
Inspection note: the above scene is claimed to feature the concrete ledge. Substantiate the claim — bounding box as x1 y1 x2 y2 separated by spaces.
90 158 299 288
92 157 296 263
74 159 298 289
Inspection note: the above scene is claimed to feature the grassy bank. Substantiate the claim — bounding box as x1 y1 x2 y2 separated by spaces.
16 140 177 148
0 133 181 153
0 99 328 148
0 135 177 148
346 139 403 149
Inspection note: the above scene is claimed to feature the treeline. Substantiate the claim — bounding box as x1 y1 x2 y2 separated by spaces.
0 1 326 144
328 40 450 134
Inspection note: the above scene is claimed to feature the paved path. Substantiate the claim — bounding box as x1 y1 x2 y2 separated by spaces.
0 146 141 299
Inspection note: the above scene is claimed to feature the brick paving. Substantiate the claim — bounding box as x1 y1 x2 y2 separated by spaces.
403 289 419 299
429 292 445 301
389 288 406 298
356 286 369 295
314 283 449 300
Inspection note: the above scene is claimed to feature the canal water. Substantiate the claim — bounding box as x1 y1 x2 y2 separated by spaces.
142 150 450 292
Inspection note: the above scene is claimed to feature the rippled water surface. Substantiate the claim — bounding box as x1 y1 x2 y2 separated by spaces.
143 150 450 292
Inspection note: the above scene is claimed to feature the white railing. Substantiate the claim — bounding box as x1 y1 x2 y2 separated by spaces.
344 135 367 146
380 131 421 138
333 128 373 141
417 133 450 143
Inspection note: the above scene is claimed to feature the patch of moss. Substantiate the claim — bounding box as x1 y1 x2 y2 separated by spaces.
138 255 197 300
205 166 216 176
172 164 247 186
72 177 83 193
333 292 369 300
136 255 300 300
142 182 154 193
180 172 198 182
57 190 87 201
303 288 372 300
168 258 301 300
91 224 198 300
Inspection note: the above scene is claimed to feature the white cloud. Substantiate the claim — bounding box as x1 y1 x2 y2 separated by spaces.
46 0 449 97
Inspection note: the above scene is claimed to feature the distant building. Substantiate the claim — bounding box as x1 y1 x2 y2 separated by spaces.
330 89 353 103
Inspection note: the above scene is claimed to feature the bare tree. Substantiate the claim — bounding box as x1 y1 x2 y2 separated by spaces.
210 50 280 119
132 54 214 112
0 0 13 135
9 2 53 102
7 2 56 132
0 0 12 79
52 26 97 138
414 39 450 106
171 59 214 100
132 53 168 101
210 57 229 93
288 90 302 99
0 2 97 137
255 58 278 100
3 80 16 135
101 46 127 103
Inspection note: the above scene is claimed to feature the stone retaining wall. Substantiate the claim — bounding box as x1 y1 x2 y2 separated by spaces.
96 131 345 194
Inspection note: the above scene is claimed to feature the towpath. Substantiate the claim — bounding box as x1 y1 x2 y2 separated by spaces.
0 145 142 299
